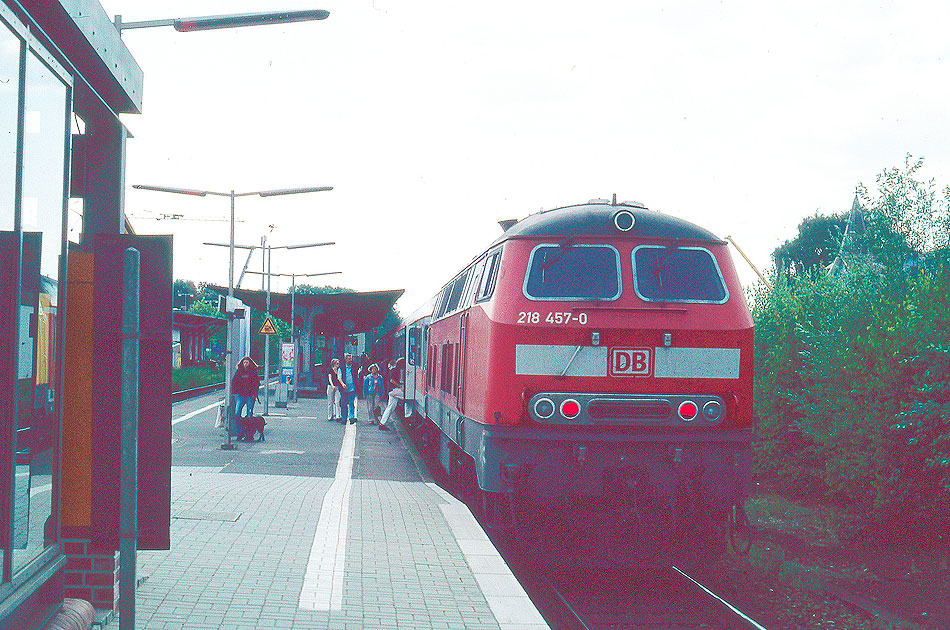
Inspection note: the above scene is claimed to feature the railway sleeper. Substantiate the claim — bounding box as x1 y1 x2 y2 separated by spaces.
505 467 732 564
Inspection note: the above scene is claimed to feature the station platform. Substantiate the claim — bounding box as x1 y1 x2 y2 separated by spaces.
133 397 549 630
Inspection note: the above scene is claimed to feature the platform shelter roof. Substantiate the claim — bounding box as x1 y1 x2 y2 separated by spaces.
208 286 403 336
173 310 226 335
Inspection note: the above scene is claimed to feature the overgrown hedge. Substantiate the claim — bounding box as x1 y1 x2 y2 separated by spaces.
172 365 225 392
751 157 950 552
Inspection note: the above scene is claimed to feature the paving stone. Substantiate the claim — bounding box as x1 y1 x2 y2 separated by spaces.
134 398 547 629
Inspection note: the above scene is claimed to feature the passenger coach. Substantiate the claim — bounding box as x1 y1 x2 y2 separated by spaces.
390 198 755 550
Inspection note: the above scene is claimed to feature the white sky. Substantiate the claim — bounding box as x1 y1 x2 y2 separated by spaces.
97 0 950 313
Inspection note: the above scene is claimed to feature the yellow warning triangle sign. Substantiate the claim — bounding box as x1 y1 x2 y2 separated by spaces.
259 316 278 335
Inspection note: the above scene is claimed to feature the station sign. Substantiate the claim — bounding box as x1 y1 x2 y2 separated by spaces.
281 342 295 380
259 316 278 335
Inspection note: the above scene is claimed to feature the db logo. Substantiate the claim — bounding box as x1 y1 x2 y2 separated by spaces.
610 348 652 376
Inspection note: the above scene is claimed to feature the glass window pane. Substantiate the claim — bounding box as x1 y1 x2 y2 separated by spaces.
525 245 620 300
444 268 470 314
13 50 68 574
462 257 485 309
477 251 500 302
0 15 24 579
0 21 18 231
633 246 728 303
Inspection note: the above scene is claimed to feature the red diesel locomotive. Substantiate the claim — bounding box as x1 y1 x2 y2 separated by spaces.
387 198 755 553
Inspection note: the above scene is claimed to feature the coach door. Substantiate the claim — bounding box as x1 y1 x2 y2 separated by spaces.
405 326 419 414
419 323 429 417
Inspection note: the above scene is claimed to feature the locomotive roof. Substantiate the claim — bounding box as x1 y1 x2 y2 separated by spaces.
494 202 724 244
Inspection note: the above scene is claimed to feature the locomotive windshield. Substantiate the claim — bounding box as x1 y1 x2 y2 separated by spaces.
524 244 621 300
633 245 728 303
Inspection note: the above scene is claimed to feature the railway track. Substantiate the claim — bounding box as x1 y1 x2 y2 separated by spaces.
531 559 768 630
408 420 768 629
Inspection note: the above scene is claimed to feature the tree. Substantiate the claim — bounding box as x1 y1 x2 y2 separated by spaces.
186 282 226 318
377 307 401 337
858 154 949 271
173 279 197 310
292 284 354 295
772 212 847 277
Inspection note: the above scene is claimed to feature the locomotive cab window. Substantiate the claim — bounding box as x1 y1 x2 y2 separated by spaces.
632 245 728 304
524 244 621 301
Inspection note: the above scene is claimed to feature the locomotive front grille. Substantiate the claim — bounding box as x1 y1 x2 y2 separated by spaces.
588 399 671 421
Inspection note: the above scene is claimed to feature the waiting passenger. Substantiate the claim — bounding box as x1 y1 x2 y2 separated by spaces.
362 363 385 424
379 357 404 431
326 358 342 422
338 353 361 424
232 356 260 420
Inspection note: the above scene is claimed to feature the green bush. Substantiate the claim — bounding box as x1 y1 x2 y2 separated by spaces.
752 156 950 552
172 366 225 392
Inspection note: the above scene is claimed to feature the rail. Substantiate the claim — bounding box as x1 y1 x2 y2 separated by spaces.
172 382 225 402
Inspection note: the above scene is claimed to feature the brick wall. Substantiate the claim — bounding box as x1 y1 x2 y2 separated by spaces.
62 540 119 610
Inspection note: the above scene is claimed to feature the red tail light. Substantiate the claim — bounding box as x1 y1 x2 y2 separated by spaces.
560 399 581 419
678 400 698 421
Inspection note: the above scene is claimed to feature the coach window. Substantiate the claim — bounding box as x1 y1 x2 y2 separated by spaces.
451 269 471 312
632 245 728 304
432 289 447 320
393 328 406 363
460 259 484 311
524 244 621 301
439 268 471 318
476 249 501 303
408 327 420 367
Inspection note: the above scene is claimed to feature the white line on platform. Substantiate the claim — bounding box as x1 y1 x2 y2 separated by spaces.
172 401 220 425
438 500 549 629
298 421 356 611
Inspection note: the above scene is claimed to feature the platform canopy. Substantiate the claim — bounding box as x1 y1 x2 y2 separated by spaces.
208 286 404 337
172 310 227 335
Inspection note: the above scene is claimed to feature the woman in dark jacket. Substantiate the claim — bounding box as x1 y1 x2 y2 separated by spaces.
232 356 261 418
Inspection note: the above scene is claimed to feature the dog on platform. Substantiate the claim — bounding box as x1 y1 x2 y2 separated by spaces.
237 416 266 442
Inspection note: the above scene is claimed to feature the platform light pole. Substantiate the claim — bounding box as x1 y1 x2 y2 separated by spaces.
114 9 329 34
131 184 332 446
246 270 342 403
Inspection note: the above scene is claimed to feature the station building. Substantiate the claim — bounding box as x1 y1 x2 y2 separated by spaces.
0 1 156 628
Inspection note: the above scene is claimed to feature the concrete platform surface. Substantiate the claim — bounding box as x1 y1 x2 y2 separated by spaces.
129 397 549 630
